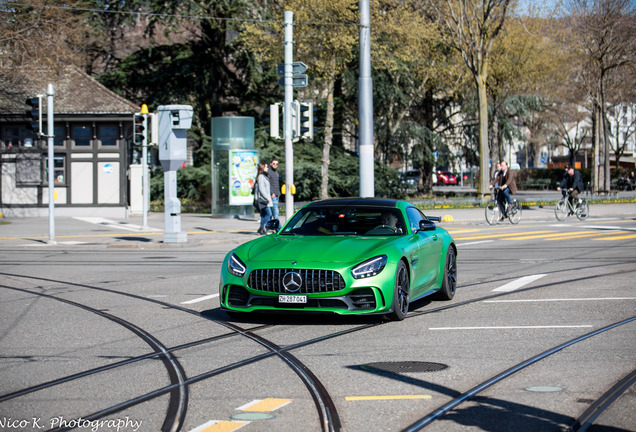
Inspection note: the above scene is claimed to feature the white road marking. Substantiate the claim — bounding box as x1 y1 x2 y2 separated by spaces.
485 297 636 303
73 217 161 232
456 240 494 246
582 225 636 231
492 274 547 292
429 325 593 330
181 294 219 304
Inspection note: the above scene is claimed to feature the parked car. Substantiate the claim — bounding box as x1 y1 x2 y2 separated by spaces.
219 198 457 321
400 170 420 187
400 170 437 187
436 171 458 186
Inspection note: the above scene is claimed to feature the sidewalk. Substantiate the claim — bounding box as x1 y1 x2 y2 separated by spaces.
0 202 634 249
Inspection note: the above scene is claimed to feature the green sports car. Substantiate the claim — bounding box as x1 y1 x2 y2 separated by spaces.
219 198 457 320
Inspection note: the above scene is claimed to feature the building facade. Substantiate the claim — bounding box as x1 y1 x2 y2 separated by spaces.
1 66 139 217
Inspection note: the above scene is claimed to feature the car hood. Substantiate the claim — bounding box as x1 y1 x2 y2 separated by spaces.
244 235 395 265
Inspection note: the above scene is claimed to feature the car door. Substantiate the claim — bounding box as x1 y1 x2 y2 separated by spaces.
406 207 443 294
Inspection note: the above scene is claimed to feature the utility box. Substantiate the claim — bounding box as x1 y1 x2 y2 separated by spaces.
157 104 193 243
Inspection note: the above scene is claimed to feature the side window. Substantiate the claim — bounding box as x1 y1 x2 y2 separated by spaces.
406 207 425 233
98 124 119 147
72 125 92 147
43 155 66 185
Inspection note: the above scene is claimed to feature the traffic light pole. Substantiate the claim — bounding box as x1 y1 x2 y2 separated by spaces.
359 0 374 197
140 106 149 229
46 84 56 244
283 10 295 220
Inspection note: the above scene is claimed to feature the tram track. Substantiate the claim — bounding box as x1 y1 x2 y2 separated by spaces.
401 316 636 431
1 264 634 432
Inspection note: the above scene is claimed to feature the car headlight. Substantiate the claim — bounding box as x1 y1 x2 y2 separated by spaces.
351 255 387 279
228 253 247 277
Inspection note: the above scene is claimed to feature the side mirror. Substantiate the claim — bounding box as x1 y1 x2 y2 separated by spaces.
417 219 437 232
265 219 281 232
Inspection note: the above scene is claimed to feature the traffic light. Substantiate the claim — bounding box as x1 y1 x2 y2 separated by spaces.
291 100 300 140
265 103 281 139
299 100 314 141
25 96 43 135
133 113 147 146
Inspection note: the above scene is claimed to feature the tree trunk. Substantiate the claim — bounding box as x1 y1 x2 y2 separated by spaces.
320 80 335 199
593 103 599 194
598 76 610 192
491 99 500 175
477 71 490 200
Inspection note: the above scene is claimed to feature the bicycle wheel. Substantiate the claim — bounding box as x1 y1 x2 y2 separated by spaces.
509 201 522 224
576 199 590 221
555 200 569 221
485 201 500 225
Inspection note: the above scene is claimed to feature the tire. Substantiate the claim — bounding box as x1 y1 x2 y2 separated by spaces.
555 200 569 221
485 201 500 225
388 261 409 321
576 200 590 221
509 201 522 224
433 247 457 301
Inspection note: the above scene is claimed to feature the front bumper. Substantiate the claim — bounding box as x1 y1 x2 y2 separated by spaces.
220 284 388 315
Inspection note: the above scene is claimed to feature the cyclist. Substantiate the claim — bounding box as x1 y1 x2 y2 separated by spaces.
489 161 517 221
557 166 584 212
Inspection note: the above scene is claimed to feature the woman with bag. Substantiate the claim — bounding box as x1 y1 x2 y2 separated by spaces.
255 162 273 235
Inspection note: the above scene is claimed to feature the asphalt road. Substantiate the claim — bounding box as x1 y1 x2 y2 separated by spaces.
0 213 634 432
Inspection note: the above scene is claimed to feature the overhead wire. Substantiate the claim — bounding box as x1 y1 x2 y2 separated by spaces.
2 2 360 27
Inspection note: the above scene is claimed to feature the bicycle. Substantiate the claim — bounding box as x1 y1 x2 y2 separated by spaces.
555 190 589 221
485 188 522 225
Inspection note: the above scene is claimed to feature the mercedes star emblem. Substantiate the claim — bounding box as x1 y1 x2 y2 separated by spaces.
282 271 303 293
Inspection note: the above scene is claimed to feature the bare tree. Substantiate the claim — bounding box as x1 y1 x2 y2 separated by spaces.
547 101 591 166
569 0 636 192
427 0 512 199
0 1 91 81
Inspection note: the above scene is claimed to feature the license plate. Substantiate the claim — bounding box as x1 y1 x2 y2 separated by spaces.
278 295 307 304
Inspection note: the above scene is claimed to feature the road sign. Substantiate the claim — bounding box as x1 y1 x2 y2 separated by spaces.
277 62 308 76
277 74 308 88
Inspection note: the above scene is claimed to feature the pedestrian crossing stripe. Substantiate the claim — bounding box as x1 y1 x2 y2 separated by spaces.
542 232 615 241
452 230 555 240
445 228 483 234
501 231 614 241
189 420 250 432
237 398 293 412
593 233 636 240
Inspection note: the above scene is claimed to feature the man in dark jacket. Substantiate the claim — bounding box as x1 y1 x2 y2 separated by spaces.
268 158 281 220
557 166 584 209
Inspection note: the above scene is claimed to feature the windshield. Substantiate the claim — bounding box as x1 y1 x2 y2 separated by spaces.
280 206 406 236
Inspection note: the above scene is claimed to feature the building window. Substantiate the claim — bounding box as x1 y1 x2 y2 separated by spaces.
54 125 66 146
72 125 92 147
44 155 66 185
98 124 119 147
1 126 38 148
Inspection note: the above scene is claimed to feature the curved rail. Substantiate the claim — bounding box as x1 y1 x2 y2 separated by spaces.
1 284 188 432
401 316 636 431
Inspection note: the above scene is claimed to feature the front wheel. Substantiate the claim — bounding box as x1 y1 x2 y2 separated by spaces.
576 200 590 221
433 247 457 301
387 261 410 321
555 200 569 221
485 201 500 225
509 201 522 224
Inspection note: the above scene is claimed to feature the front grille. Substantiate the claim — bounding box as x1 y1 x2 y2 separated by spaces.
248 269 346 293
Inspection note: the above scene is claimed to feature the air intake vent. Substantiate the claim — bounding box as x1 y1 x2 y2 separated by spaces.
248 269 346 293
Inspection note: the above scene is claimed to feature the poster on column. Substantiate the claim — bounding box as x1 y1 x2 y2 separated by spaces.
229 149 259 206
